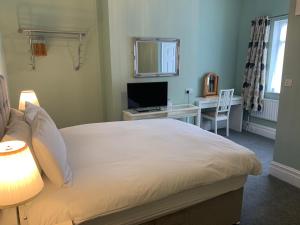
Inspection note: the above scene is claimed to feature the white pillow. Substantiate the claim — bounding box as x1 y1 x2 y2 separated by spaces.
2 108 41 172
9 108 25 121
25 102 52 125
26 103 72 187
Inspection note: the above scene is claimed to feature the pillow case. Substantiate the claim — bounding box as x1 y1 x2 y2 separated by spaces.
9 108 24 121
25 103 72 187
2 108 41 172
25 102 52 125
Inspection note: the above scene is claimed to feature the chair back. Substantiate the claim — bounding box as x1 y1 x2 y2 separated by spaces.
216 89 234 116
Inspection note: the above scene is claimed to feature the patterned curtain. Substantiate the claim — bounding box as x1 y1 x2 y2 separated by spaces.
242 16 271 112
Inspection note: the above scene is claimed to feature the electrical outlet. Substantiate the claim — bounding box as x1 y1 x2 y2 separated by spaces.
284 79 293 87
185 88 193 95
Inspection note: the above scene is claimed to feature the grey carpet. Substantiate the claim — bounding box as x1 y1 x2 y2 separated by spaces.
218 129 300 225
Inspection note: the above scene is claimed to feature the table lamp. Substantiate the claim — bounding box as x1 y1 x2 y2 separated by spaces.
0 141 44 225
19 90 40 111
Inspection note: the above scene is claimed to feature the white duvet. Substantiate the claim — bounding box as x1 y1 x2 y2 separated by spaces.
22 119 261 225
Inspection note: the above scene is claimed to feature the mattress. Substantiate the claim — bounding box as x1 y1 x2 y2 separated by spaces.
20 119 261 225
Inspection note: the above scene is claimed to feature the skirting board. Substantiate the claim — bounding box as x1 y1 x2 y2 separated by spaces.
243 121 276 140
269 161 300 189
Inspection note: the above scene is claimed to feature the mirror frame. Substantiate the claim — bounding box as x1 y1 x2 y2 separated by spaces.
202 72 219 97
133 38 180 78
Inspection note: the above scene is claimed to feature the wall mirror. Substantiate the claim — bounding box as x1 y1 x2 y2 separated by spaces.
203 72 219 97
134 38 180 78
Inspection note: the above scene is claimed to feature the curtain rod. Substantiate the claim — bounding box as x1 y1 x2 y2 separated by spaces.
270 14 288 19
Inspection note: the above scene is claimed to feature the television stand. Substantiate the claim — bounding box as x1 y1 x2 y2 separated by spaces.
123 104 200 126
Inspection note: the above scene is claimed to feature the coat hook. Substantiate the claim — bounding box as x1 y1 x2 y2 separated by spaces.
29 37 36 70
74 33 83 71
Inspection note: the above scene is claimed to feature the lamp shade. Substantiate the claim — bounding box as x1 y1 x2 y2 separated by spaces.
0 141 44 208
19 90 40 111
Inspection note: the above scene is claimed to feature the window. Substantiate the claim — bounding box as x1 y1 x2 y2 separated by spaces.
267 19 288 93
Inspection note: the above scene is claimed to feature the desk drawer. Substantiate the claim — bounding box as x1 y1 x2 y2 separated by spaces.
197 99 243 109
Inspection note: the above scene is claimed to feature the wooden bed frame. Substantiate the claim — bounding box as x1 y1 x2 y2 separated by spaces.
83 188 243 225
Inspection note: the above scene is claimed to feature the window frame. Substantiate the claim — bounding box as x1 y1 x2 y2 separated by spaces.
265 16 288 95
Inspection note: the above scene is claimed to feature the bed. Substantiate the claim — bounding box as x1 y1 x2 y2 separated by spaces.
0 74 261 225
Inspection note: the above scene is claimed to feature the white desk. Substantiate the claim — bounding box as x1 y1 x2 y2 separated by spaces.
195 95 243 132
123 104 201 126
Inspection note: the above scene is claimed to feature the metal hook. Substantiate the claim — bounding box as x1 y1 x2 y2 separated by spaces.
29 36 36 70
74 33 83 71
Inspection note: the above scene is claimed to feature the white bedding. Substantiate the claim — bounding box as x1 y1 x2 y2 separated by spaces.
21 119 261 225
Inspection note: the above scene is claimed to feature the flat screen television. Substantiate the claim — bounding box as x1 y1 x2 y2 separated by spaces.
127 82 168 109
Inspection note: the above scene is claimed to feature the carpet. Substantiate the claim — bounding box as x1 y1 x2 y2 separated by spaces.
219 130 300 225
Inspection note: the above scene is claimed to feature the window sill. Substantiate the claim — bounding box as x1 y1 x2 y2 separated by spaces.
265 92 280 100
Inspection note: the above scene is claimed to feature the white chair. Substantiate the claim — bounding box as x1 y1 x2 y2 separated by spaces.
202 89 234 136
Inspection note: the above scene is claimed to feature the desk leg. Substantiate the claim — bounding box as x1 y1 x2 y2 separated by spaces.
196 108 201 127
229 104 243 132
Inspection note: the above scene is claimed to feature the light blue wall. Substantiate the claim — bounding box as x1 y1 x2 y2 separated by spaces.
100 0 242 121
274 0 300 171
235 0 290 129
2 0 290 127
100 0 290 122
97 0 113 122
0 0 103 128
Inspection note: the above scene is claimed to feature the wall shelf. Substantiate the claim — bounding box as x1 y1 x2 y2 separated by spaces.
18 28 87 71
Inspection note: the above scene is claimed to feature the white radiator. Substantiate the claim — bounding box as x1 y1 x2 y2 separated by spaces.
251 99 279 122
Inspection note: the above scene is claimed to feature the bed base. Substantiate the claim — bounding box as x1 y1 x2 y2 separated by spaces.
82 188 243 225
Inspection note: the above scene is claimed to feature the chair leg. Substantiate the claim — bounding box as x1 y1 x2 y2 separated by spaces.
226 119 229 137
215 120 218 134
